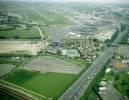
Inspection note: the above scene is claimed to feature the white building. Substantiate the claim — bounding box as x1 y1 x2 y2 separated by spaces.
61 49 80 57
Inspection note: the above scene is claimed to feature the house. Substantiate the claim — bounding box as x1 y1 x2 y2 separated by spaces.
100 81 107 87
99 87 107 91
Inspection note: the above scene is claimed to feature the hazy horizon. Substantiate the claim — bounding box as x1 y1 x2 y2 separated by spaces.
2 0 129 3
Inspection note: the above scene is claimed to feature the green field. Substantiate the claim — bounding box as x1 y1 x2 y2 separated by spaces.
0 28 41 39
113 72 129 97
104 70 129 98
0 2 70 39
4 69 76 98
0 2 70 26
21 8 69 25
38 8 69 25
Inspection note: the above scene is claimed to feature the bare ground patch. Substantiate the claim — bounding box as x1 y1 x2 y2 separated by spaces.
22 56 82 74
0 40 48 55
0 64 15 76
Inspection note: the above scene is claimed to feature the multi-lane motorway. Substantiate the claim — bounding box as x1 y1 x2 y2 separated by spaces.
59 29 128 100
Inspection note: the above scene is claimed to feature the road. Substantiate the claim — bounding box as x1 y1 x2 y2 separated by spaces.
0 80 46 100
59 29 128 100
34 26 44 39
34 26 49 53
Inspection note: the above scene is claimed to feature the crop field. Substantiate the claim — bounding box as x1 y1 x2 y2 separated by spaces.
32 8 69 25
4 69 76 98
23 56 82 74
0 64 15 77
0 2 70 25
0 2 70 40
25 8 69 25
0 40 45 55
0 27 41 39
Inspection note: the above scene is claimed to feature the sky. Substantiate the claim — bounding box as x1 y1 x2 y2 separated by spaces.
50 0 129 2
4 0 129 3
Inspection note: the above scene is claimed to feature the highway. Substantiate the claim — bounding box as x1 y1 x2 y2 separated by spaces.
59 29 128 100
